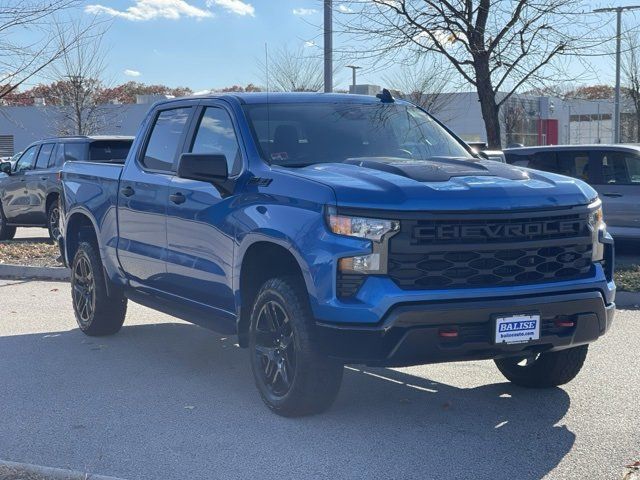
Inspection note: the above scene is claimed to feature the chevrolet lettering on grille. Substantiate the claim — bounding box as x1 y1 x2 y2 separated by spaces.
415 220 583 241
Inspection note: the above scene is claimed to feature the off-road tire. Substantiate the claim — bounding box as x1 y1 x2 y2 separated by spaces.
46 199 61 243
71 241 127 336
0 203 16 240
249 276 344 417
495 345 589 388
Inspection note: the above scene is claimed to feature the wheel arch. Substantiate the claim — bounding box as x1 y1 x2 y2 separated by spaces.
64 210 100 266
45 191 59 211
237 240 309 348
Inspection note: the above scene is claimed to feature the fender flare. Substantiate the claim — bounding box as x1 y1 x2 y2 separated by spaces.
234 231 318 300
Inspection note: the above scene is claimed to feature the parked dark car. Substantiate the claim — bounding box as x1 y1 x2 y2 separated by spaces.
505 145 640 240
0 136 133 241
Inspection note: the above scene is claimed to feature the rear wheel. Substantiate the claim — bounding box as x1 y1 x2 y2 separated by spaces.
249 276 343 417
494 345 589 388
71 241 127 336
0 203 16 240
47 199 61 243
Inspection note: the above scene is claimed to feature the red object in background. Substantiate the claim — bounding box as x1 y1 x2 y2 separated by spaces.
537 119 559 145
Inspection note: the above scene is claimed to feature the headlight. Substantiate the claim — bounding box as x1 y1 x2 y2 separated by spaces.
589 204 606 262
589 207 604 231
327 209 400 275
328 213 399 242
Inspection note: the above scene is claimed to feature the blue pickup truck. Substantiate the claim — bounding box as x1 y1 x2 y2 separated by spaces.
60 92 615 416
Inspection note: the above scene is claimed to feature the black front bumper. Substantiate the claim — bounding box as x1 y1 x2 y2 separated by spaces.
316 291 615 367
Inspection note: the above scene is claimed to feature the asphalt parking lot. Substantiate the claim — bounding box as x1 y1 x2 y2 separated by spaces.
0 278 638 480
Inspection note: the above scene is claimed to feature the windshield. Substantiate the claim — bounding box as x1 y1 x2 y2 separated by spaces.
243 102 472 167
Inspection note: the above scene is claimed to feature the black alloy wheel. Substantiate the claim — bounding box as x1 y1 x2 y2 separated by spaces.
48 203 61 242
253 300 296 397
72 251 96 325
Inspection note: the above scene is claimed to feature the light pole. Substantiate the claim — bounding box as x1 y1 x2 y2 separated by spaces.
324 0 332 93
594 5 640 143
346 65 361 90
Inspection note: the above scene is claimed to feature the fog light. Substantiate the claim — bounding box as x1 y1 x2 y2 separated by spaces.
339 254 381 273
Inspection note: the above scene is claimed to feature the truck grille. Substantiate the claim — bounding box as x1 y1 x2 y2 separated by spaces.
387 210 594 291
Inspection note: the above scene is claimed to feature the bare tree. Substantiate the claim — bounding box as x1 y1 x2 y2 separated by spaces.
338 1 603 148
261 46 325 92
622 29 640 143
383 56 456 118
48 20 110 135
0 1 85 101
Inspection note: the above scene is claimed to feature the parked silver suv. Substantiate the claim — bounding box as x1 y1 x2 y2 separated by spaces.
505 145 640 240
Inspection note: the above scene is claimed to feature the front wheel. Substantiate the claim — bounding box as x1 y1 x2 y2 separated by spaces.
71 241 127 336
47 200 61 243
249 277 344 417
494 345 589 388
0 203 16 240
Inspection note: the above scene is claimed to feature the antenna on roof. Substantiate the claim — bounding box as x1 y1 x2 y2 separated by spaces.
265 43 272 164
376 88 395 103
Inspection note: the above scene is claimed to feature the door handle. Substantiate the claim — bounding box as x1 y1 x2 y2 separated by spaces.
169 192 186 205
602 193 623 198
121 186 135 197
41 177 47 181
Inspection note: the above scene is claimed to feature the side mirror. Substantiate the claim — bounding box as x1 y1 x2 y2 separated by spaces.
177 153 228 184
476 150 489 160
0 162 11 175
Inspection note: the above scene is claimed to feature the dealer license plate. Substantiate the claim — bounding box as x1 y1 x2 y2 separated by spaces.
495 314 540 344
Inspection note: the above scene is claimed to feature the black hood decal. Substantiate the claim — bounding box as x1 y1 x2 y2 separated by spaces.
343 157 528 182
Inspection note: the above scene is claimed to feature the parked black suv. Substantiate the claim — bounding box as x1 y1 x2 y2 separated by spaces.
0 136 133 241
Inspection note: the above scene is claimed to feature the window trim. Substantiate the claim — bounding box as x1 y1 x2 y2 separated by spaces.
137 104 196 175
185 104 245 179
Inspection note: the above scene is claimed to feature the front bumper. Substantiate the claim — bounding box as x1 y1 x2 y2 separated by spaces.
316 290 615 367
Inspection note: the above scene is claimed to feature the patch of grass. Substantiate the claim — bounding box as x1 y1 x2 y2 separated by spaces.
0 465 53 480
0 239 61 267
615 264 640 292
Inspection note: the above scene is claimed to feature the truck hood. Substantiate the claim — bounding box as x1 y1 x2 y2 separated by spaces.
281 157 598 211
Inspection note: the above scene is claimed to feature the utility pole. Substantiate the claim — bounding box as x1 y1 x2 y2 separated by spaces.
324 0 332 93
594 5 640 143
346 65 361 90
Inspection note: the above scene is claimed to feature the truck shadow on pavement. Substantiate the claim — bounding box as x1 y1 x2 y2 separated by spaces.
0 322 574 480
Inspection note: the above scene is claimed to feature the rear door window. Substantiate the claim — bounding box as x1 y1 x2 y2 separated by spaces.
64 143 88 162
528 152 558 172
557 151 590 180
49 143 65 167
89 140 133 164
35 143 55 169
142 107 192 172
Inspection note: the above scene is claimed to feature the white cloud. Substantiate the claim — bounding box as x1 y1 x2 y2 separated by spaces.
85 0 213 21
207 0 254 16
337 4 352 13
124 69 142 77
304 40 316 47
292 7 318 16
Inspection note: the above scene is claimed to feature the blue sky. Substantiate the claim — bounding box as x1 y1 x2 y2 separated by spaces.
25 0 640 92
86 0 335 90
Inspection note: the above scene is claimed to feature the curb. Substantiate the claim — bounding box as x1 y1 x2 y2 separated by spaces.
616 291 640 309
0 264 70 281
0 459 125 480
